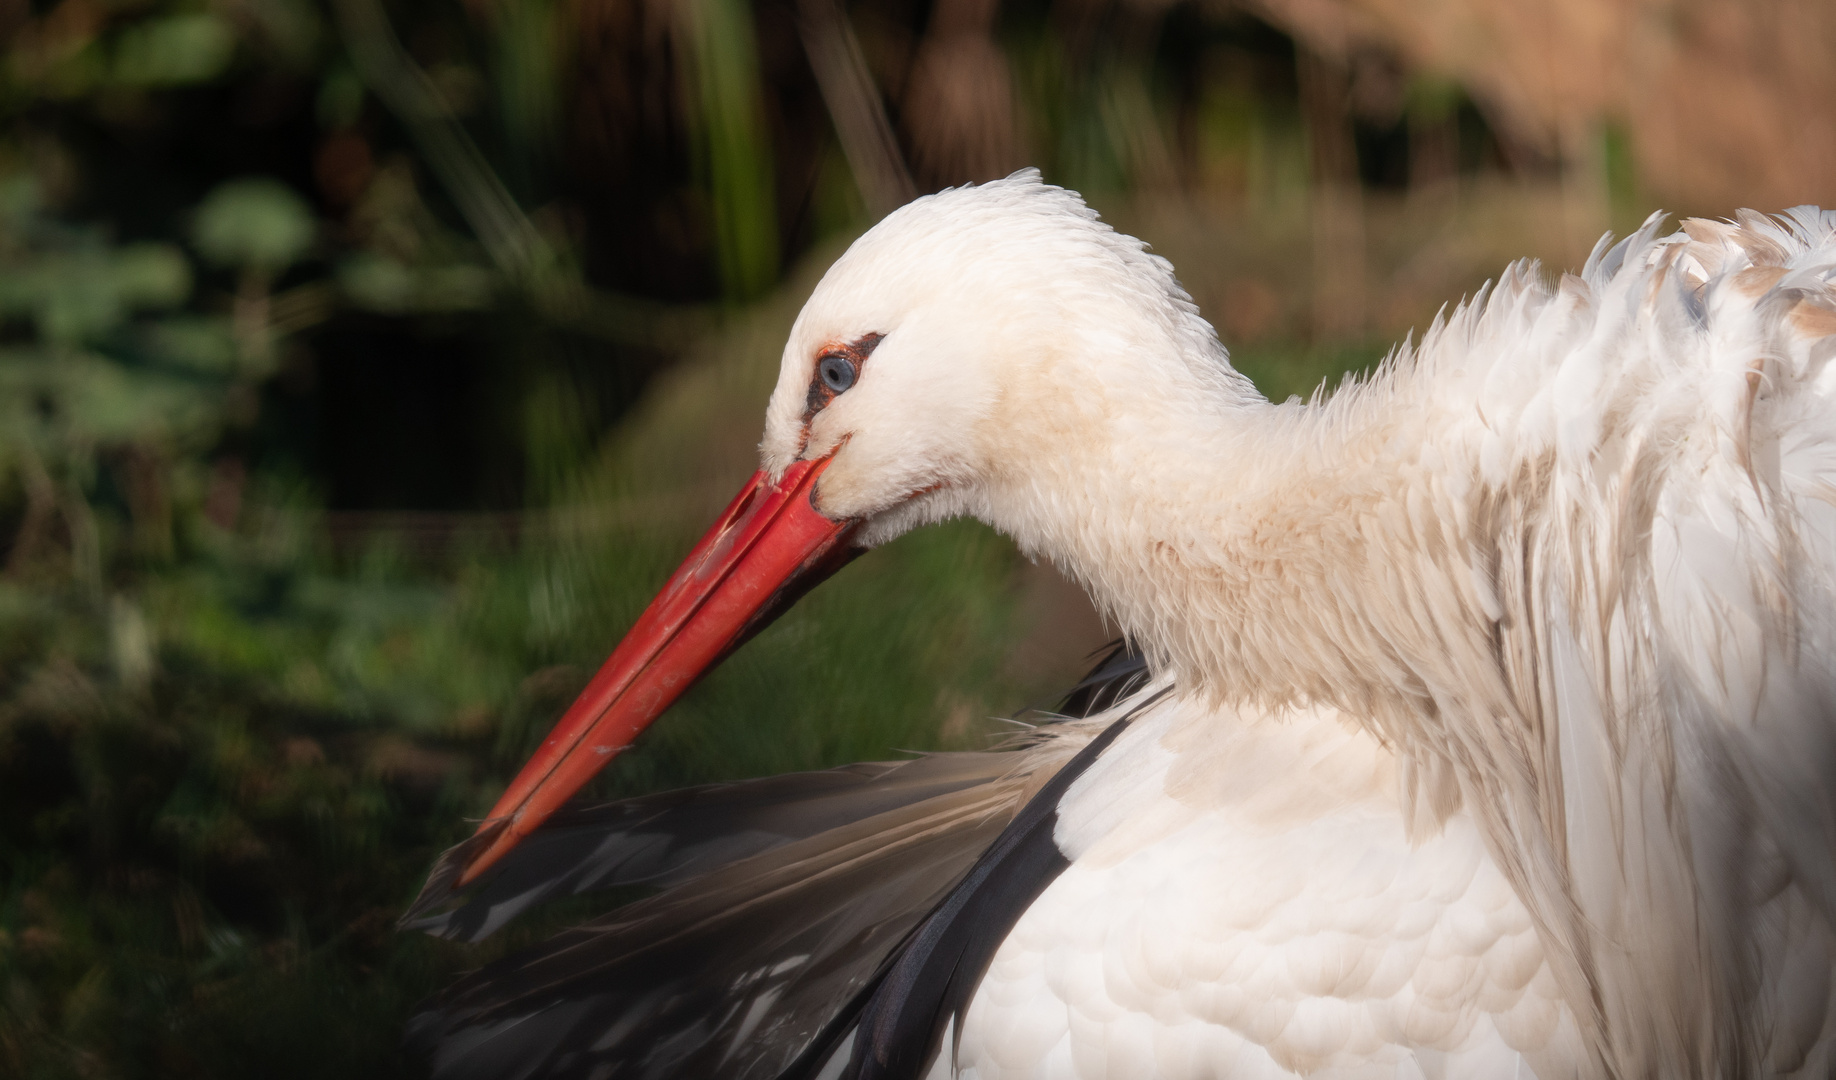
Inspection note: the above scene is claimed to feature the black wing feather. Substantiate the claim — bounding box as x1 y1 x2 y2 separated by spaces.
404 753 1011 942
406 643 1154 1080
1055 640 1150 719
407 758 1029 1079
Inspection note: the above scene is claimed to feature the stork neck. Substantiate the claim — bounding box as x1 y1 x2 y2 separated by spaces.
1015 380 1439 719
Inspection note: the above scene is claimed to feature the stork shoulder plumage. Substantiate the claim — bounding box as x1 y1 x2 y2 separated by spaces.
410 175 1836 1079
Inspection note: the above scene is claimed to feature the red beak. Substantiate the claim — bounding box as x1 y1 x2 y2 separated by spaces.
455 457 862 887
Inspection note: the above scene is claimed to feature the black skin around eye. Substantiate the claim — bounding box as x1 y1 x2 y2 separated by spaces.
802 332 884 423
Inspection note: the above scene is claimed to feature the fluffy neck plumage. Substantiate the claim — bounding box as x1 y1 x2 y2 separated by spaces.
993 356 1467 742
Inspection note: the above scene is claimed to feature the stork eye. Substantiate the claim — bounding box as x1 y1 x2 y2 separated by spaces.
819 355 857 393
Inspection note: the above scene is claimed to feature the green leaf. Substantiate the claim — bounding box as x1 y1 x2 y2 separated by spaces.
142 316 238 374
36 252 125 345
70 361 218 445
335 253 416 311
338 254 493 313
193 179 316 272
112 243 192 309
113 14 237 88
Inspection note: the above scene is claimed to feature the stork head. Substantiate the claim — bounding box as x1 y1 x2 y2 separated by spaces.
760 169 1251 549
451 171 1250 885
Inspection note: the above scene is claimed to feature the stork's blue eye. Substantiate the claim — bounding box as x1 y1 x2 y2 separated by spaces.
819 355 856 393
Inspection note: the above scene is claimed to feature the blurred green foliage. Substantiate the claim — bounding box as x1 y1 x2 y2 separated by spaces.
0 476 1051 1079
0 155 1070 1072
682 0 779 298
192 181 316 273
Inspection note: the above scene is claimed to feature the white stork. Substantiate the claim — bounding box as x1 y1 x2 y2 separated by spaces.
404 171 1836 1080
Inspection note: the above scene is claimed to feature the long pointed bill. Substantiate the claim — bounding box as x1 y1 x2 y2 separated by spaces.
456 457 861 886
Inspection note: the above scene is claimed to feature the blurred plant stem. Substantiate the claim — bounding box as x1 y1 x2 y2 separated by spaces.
1297 46 1366 340
797 0 915 218
680 0 780 299
331 0 553 279
487 0 565 199
4 435 98 593
331 0 719 343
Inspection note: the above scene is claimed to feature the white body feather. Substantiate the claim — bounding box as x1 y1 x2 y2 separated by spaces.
947 694 1587 1080
765 177 1836 1078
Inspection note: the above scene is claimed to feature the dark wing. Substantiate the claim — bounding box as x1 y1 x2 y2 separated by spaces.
403 752 1014 942
408 763 1034 1080
1053 639 1150 719
406 641 1153 1080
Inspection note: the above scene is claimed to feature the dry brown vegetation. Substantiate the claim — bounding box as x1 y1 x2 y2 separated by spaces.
1252 0 1836 214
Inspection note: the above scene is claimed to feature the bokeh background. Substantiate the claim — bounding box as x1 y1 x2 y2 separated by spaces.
1 0 1831 1074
